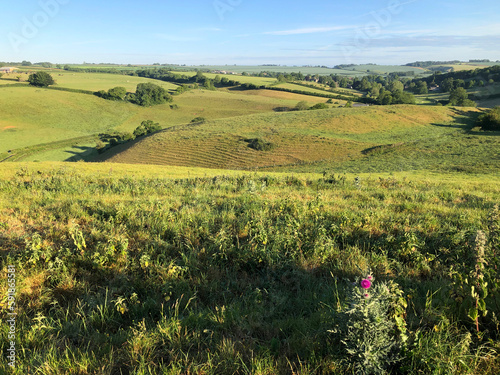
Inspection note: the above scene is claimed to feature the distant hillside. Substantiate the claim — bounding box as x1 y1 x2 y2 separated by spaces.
95 105 468 171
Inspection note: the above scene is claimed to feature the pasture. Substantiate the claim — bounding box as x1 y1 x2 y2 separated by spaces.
47 71 180 93
97 105 479 171
0 82 336 161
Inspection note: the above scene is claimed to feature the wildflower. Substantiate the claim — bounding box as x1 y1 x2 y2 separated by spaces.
361 279 371 289
364 293 369 298
367 275 373 281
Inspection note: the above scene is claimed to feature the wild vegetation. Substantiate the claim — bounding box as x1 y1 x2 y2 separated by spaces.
0 163 499 374
0 62 500 373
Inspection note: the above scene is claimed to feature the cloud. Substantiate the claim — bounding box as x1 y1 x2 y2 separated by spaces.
264 25 355 36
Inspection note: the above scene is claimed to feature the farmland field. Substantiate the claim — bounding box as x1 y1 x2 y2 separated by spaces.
48 71 180 92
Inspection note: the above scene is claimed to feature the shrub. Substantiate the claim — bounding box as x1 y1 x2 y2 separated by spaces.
134 83 173 106
133 120 161 137
477 107 500 131
295 101 309 111
245 138 274 151
309 103 329 110
191 117 206 124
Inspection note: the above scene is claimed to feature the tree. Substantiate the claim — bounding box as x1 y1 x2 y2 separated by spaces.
449 87 475 106
378 90 393 105
309 103 329 110
134 83 173 106
392 91 416 104
415 81 428 95
441 77 455 92
28 71 55 87
388 80 404 93
133 120 161 137
107 86 127 100
295 101 309 111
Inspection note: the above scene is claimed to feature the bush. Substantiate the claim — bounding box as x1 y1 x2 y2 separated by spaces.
28 71 55 87
134 83 173 106
477 107 500 131
133 120 161 137
245 138 274 151
295 101 309 111
309 103 329 110
191 117 206 124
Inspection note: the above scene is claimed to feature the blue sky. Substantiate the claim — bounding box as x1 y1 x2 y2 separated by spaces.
1 0 500 66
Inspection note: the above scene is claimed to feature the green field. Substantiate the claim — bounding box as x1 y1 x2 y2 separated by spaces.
0 86 137 154
171 65 365 76
0 83 337 161
1 163 500 374
48 71 180 92
96 105 498 174
343 64 427 75
1 65 500 374
175 71 279 86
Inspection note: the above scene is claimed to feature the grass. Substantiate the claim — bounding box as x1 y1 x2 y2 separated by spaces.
274 82 357 98
344 64 427 75
0 86 137 154
176 71 278 86
171 65 363 76
97 105 471 171
0 162 499 373
1 85 327 161
48 71 180 92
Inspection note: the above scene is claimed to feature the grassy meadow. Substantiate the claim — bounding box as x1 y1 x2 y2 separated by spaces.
0 82 332 162
49 71 180 93
1 163 500 374
97 105 495 173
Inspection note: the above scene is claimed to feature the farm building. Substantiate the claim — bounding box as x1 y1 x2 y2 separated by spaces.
0 67 18 73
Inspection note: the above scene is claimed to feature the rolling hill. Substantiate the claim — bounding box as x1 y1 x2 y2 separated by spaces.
96 105 488 172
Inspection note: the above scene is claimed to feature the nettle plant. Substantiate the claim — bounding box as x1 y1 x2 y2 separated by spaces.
334 272 408 375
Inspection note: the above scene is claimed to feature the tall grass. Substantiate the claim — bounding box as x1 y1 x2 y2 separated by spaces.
0 165 499 373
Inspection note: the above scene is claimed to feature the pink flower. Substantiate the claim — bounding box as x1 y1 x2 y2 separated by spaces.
361 279 371 289
367 275 373 280
364 293 369 298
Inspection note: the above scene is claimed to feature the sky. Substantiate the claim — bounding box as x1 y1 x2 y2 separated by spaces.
1 0 500 66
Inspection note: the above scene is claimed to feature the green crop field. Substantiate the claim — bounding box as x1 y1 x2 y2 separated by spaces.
175 71 278 86
273 82 360 98
172 65 362 76
344 64 427 75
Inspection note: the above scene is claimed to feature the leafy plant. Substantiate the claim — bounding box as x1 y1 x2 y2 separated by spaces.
334 273 407 374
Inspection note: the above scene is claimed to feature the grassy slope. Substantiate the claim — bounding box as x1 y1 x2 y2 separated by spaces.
1 163 499 374
49 71 180 92
0 86 137 153
1 85 330 161
97 105 469 170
